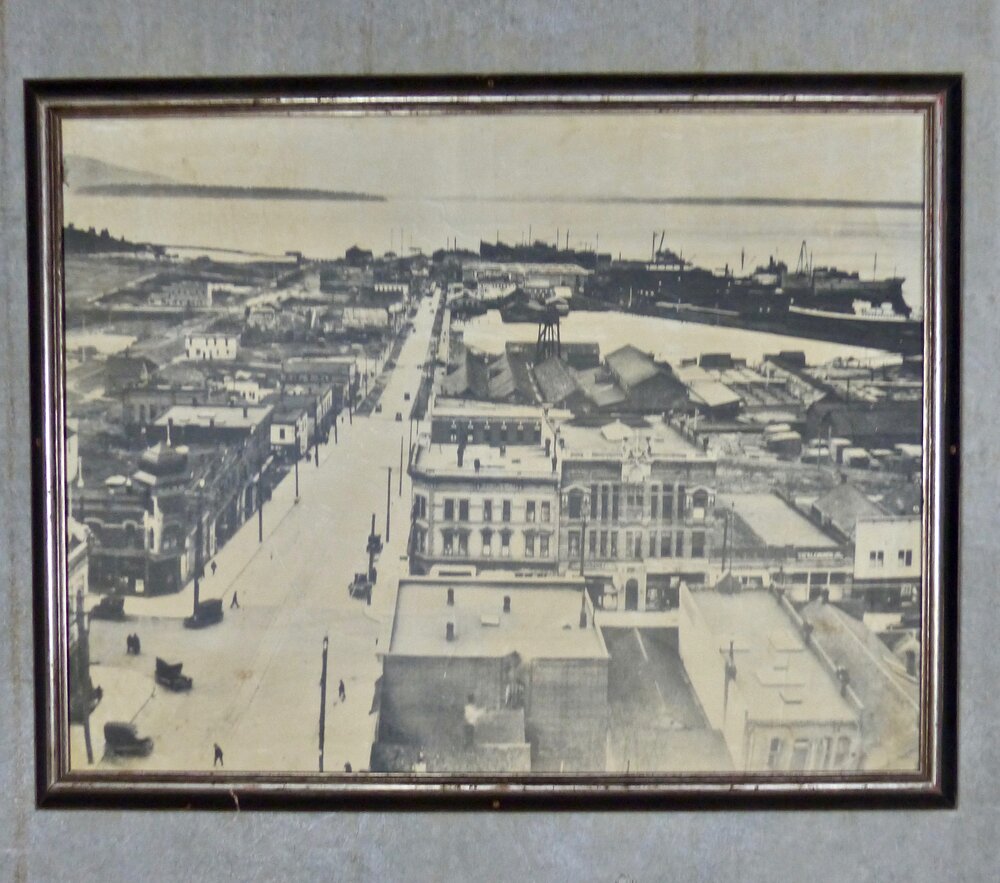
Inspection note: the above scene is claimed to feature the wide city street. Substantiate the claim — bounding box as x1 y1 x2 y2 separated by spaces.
78 289 440 774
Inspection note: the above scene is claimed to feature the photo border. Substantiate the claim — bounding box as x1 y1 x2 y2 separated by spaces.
26 74 961 810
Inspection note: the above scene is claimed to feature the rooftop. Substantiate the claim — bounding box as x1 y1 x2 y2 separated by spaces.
719 493 839 549
388 577 607 661
557 417 706 460
413 441 556 480
154 404 272 430
687 589 858 724
431 398 547 420
605 344 660 387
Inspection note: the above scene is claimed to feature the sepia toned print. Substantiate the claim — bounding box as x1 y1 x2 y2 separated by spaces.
51 91 940 787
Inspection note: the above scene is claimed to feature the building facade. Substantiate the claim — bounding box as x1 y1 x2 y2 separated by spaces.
185 332 239 361
556 420 718 612
678 585 864 772
852 516 921 612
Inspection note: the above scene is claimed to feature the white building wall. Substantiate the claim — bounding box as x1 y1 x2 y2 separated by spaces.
853 517 921 580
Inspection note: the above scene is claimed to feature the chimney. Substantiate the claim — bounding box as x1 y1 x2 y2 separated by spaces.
167 418 174 446
243 406 249 418
503 595 511 614
579 598 588 629
544 438 551 456
499 444 506 457
457 445 464 468
474 458 481 473
446 621 456 642
447 587 455 606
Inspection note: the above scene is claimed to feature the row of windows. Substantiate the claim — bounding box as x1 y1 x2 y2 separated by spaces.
438 528 552 558
867 548 915 568
567 528 707 560
437 497 551 524
767 734 854 771
565 483 710 521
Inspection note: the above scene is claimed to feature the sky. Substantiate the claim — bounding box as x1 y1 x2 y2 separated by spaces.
62 108 926 204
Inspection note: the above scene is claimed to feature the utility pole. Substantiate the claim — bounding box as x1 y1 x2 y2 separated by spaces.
192 485 204 617
334 411 339 444
399 437 404 496
318 635 329 773
76 589 94 764
315 439 320 468
294 426 300 501
258 484 264 543
385 467 392 543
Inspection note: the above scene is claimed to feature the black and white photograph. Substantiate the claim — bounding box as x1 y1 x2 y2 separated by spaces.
36 83 952 794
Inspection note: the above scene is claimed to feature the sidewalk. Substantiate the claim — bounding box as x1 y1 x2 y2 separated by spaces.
70 664 156 768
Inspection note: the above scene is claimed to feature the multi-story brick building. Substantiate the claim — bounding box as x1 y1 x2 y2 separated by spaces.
408 435 560 574
555 418 718 612
375 574 608 772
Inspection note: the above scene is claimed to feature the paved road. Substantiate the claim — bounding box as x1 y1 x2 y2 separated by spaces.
83 289 440 774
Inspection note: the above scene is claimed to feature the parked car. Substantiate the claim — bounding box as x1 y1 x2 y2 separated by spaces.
395 412 403 422
348 572 372 602
104 721 153 757
403 392 411 401
183 598 223 629
91 595 126 621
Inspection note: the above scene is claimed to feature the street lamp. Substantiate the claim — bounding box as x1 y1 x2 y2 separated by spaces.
580 492 591 577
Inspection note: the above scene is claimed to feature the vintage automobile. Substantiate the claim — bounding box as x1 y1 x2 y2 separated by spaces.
403 392 411 401
183 598 224 629
366 533 383 555
90 595 126 621
103 721 153 757
348 572 373 601
375 403 383 413
154 657 193 692
395 411 403 422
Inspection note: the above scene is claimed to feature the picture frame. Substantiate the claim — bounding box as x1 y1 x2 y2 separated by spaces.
27 74 960 809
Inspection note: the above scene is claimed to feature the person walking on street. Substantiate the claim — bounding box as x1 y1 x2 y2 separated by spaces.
210 560 218 577
338 679 346 702
213 743 224 767
230 591 240 609
132 634 141 655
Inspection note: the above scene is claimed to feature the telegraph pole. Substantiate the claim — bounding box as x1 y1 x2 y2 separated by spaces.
294 426 300 501
76 589 94 764
399 437 404 496
318 635 329 772
258 486 264 543
385 467 392 543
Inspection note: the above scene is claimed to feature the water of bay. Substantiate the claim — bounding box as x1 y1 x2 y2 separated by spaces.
65 194 925 315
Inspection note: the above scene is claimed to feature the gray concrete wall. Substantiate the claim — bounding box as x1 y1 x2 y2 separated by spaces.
1 2 995 881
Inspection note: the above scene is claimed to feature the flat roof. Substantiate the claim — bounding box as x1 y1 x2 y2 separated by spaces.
389 578 607 660
414 442 556 480
154 404 272 429
558 418 706 460
431 398 546 420
720 493 838 548
687 589 857 723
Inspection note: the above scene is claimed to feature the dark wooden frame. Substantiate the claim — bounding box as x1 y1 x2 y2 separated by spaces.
26 74 961 810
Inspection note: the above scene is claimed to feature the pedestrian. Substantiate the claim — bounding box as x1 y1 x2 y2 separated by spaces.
125 634 134 655
343 762 352 773
210 560 218 577
338 679 346 702
213 743 224 767
230 591 240 609
132 634 141 655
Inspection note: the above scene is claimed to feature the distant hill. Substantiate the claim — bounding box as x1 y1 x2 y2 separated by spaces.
64 155 384 202
76 183 386 202
63 155 177 190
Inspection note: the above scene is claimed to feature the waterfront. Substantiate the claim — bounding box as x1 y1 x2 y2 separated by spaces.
64 195 925 314
458 309 899 366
